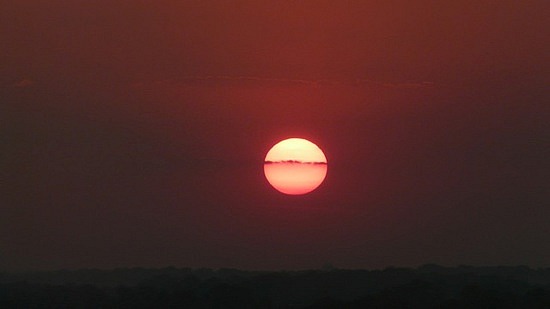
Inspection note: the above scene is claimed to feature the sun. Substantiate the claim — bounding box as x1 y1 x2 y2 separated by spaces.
264 138 327 195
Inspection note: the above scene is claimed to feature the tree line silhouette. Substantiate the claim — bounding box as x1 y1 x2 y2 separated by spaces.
1 265 549 308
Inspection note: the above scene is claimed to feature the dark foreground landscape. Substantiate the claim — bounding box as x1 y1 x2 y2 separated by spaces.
1 265 549 308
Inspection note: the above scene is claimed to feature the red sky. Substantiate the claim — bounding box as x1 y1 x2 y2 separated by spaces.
2 1 549 271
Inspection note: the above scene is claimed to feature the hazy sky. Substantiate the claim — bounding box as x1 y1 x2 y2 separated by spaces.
2 1 549 271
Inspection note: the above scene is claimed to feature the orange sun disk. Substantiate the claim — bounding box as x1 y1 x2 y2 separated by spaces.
264 138 327 195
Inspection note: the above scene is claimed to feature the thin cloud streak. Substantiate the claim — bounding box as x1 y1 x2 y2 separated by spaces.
8 78 34 88
132 76 436 88
265 160 328 165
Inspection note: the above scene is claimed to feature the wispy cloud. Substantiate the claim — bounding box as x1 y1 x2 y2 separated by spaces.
132 76 435 88
11 78 34 88
381 81 435 89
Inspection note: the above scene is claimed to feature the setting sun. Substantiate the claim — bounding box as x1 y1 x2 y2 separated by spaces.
264 138 327 195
